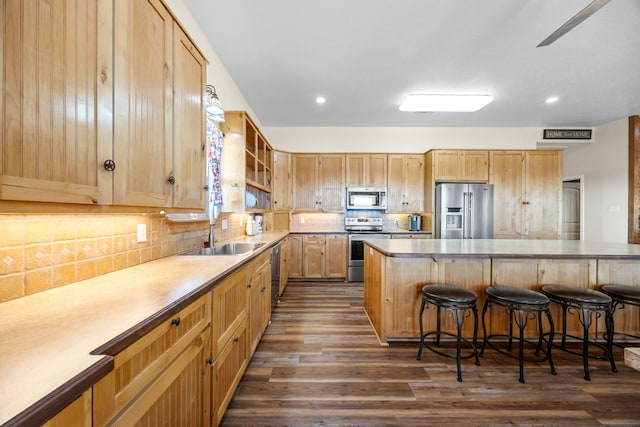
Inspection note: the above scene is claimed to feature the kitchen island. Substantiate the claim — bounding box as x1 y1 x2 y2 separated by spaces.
363 239 640 345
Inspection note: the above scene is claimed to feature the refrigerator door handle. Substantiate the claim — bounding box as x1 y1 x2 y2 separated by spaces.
463 192 469 239
468 192 474 239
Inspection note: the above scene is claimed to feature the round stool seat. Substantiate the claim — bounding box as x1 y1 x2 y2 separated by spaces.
485 286 550 306
422 284 477 304
600 284 640 302
542 285 611 306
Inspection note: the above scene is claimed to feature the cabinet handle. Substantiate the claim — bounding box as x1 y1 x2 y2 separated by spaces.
205 358 214 365
167 175 175 185
171 317 181 326
247 283 252 288
103 160 116 171
233 337 239 343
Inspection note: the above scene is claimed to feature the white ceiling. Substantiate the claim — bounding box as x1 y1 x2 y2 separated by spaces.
183 0 640 128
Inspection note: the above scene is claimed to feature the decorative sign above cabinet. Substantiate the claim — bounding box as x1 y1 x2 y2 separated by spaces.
543 129 592 140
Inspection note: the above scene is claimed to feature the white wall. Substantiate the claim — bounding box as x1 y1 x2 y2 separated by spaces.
262 126 545 152
164 0 260 124
563 118 629 243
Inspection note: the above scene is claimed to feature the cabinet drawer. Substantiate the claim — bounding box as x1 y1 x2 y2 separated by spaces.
303 234 326 245
93 294 211 425
212 267 248 356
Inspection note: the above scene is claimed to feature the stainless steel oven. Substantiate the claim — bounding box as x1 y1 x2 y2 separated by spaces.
347 233 390 282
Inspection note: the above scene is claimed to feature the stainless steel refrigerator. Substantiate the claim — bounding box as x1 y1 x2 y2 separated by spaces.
435 183 494 239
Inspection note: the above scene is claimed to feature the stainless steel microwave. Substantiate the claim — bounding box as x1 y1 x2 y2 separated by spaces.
346 187 387 210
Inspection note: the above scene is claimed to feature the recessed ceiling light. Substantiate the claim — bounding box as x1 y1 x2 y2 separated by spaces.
399 94 494 112
315 96 326 104
545 96 559 104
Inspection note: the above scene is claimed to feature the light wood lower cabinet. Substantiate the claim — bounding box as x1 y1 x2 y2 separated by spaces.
93 294 212 426
289 234 347 280
213 321 248 427
41 390 92 427
278 237 289 297
248 251 272 354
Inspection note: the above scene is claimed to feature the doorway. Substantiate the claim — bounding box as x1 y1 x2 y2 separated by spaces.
562 176 583 240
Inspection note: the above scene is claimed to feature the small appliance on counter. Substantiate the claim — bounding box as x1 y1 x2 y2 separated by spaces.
408 214 421 231
246 215 259 236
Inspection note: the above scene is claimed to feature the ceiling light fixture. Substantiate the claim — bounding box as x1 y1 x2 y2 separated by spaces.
545 96 559 104
399 94 494 112
316 96 326 104
205 85 225 122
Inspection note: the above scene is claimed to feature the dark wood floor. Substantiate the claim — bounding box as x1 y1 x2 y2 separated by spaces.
221 281 640 426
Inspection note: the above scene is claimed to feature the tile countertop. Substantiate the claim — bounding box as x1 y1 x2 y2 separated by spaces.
0 231 287 427
364 238 640 259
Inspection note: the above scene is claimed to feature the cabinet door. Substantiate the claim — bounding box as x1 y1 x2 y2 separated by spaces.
278 237 289 295
212 267 248 356
248 253 271 354
489 151 525 238
403 155 424 212
292 154 318 211
172 23 206 209
303 235 326 278
524 150 562 238
387 155 405 212
0 0 111 205
273 151 292 210
347 154 388 188
113 0 173 207
220 112 247 212
433 150 464 181
318 154 345 212
325 234 347 279
213 321 248 427
462 151 489 181
287 235 304 278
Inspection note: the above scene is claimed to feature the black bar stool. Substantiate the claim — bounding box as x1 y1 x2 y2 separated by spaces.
541 285 617 381
599 284 640 347
480 285 556 383
416 284 480 382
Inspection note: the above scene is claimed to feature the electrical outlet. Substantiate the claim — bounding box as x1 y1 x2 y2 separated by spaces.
221 219 228 230
393 218 399 226
137 224 147 243
300 217 305 224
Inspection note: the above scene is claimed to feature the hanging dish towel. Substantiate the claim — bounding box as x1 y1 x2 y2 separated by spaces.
207 120 224 206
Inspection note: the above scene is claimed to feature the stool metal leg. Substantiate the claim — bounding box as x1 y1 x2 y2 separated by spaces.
545 308 557 375
605 306 618 373
455 308 464 382
480 299 490 357
436 304 442 347
560 303 568 349
582 307 591 380
417 297 427 361
518 309 526 383
472 305 480 366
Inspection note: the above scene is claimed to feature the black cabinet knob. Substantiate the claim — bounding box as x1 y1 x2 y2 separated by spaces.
103 160 116 171
171 317 180 326
167 175 175 184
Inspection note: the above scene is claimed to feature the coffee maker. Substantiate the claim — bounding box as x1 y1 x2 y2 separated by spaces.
408 214 421 231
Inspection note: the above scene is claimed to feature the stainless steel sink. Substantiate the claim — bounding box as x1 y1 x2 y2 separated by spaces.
182 242 265 256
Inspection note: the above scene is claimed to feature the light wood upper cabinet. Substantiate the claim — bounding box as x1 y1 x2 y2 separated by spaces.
431 150 489 182
0 0 206 210
387 154 424 213
489 150 562 239
220 111 273 212
172 24 207 209
292 154 345 212
0 0 112 205
272 151 292 211
345 154 388 188
113 0 174 207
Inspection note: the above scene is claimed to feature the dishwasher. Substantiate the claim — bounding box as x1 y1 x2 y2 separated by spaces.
270 243 281 308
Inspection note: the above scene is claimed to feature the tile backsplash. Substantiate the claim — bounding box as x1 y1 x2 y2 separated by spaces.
0 212 259 303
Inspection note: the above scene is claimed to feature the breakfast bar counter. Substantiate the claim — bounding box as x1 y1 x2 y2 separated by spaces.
363 239 640 345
